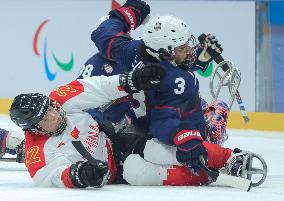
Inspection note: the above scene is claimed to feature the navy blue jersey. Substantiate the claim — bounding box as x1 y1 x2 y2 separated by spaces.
145 61 205 145
77 53 133 123
92 16 206 145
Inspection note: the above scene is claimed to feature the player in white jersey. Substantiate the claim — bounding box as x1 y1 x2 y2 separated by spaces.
8 64 165 188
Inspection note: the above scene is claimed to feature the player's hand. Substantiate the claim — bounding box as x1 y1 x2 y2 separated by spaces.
194 34 223 72
16 140 25 163
109 0 150 31
70 161 109 188
176 140 208 175
174 129 208 175
119 63 166 94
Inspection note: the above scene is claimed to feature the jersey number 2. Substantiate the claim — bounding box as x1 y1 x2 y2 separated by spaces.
174 77 185 94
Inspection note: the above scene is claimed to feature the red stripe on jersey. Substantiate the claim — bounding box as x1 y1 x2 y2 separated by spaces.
163 165 208 186
61 167 76 188
105 139 117 184
25 132 49 177
49 80 84 106
107 32 125 59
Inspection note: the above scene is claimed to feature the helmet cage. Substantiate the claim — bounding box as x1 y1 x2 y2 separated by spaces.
177 35 198 70
34 99 67 136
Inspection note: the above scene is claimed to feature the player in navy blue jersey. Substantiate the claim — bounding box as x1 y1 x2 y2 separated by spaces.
91 0 225 176
89 0 267 188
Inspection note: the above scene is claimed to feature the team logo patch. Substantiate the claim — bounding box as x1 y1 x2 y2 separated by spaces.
104 63 113 74
154 22 161 31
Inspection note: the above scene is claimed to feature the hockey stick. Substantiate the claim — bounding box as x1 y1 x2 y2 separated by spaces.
198 157 252 192
198 34 250 123
0 157 17 162
72 141 110 187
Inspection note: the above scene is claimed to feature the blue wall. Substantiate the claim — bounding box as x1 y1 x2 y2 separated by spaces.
269 2 284 112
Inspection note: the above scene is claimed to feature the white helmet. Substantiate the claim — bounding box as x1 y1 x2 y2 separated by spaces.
143 15 193 61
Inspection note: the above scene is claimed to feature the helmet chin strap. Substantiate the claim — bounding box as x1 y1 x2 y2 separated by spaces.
145 46 196 71
177 58 196 71
145 48 161 61
145 46 177 64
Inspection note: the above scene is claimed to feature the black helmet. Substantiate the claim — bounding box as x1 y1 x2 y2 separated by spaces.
9 93 50 131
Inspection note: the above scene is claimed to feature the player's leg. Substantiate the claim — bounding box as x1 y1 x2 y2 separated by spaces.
123 154 209 186
143 138 179 165
0 128 25 162
143 138 233 168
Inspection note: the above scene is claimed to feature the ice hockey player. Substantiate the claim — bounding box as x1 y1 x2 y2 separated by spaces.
0 128 25 162
9 64 165 188
92 0 228 176
91 0 268 187
77 53 229 146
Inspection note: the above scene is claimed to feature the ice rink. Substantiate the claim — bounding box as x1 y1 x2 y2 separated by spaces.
0 114 284 201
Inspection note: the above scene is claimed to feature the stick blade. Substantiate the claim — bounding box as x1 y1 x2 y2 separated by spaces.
215 173 252 192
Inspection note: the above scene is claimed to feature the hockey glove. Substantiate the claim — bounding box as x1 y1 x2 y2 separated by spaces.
109 0 150 31
70 161 109 188
194 34 223 72
16 139 25 163
119 63 166 94
174 130 208 175
98 120 116 141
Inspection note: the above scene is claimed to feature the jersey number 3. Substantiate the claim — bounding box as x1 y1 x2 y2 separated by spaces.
174 77 185 94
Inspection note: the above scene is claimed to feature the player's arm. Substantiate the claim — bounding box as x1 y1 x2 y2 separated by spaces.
25 133 107 188
91 0 150 62
50 64 165 112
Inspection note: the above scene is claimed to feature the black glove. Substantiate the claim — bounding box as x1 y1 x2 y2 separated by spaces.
174 130 208 175
109 0 150 31
69 161 109 188
98 120 116 141
176 140 208 175
194 34 223 72
119 63 166 94
16 139 25 163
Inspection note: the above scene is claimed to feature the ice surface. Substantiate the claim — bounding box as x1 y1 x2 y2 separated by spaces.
0 115 283 201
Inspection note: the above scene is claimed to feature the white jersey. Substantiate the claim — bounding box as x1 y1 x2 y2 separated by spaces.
25 75 128 188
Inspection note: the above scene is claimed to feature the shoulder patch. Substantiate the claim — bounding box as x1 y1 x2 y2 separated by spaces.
49 80 84 105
